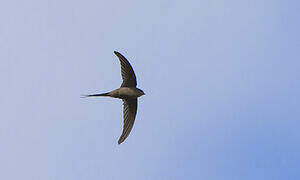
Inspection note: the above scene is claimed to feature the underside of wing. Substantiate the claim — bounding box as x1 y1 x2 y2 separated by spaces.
114 51 137 87
118 98 138 144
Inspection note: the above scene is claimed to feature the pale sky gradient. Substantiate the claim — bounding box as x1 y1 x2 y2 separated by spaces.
1 0 300 179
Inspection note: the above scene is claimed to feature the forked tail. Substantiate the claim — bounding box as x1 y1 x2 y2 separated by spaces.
81 92 110 98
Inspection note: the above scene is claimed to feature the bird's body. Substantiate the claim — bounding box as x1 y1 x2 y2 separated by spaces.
86 87 144 99
109 87 145 99
83 51 144 144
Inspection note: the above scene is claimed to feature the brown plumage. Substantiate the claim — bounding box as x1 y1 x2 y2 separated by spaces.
83 51 145 144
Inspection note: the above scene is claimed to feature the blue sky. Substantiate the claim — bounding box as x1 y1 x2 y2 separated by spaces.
1 0 300 179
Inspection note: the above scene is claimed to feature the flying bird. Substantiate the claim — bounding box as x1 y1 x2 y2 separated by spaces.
83 51 145 144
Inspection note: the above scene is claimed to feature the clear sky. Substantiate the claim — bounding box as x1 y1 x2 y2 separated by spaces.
1 0 300 179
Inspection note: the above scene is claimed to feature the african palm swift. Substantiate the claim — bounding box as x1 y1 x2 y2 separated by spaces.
83 51 145 144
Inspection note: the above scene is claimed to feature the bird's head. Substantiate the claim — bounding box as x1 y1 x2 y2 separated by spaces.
137 88 145 97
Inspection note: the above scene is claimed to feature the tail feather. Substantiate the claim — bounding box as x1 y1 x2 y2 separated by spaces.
81 92 110 98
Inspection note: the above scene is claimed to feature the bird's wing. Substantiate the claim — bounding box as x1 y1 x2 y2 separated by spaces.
114 51 137 87
118 98 138 144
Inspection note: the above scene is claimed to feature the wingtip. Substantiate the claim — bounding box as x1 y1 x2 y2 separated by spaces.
118 138 123 145
114 51 119 55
